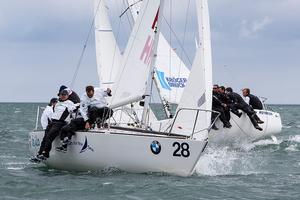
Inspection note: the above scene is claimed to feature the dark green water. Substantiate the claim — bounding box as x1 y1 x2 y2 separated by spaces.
0 103 299 200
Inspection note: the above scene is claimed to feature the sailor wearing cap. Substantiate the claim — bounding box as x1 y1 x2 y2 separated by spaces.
33 90 80 161
57 85 81 104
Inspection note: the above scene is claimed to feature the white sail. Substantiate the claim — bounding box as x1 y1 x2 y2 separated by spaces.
126 0 190 104
110 0 161 108
171 0 212 138
94 0 122 88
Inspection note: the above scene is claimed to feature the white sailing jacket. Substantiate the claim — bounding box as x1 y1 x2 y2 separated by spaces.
40 105 54 129
51 100 79 123
80 88 109 122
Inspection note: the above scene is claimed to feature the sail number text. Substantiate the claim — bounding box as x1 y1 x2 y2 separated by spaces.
172 142 190 157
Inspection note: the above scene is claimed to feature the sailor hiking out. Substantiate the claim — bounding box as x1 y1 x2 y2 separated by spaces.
225 87 264 131
31 90 79 162
56 86 113 153
211 85 232 130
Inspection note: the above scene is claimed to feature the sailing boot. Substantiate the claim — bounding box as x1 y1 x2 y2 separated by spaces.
30 155 42 163
249 115 263 131
254 114 264 124
223 122 232 129
56 138 69 153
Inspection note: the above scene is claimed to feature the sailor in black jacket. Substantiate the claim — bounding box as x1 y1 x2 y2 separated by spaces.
211 85 232 130
225 87 263 131
242 88 263 110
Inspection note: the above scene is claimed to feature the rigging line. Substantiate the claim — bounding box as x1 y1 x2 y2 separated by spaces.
119 0 143 18
162 15 192 66
168 0 172 102
70 0 103 88
176 0 190 101
123 0 133 29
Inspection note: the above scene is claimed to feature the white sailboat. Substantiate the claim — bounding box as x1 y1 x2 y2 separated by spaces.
121 0 282 145
29 0 212 176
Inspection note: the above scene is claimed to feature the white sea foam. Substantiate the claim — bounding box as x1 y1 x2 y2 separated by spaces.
0 155 17 159
253 138 282 146
288 135 300 143
282 125 292 129
195 147 260 176
285 144 298 152
6 166 24 170
240 137 282 151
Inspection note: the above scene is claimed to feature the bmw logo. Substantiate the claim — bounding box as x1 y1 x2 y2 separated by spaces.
150 141 161 155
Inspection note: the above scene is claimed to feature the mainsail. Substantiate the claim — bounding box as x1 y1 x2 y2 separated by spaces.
110 0 161 108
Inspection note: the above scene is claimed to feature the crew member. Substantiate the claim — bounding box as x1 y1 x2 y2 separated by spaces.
225 87 263 131
242 88 263 110
40 98 57 130
31 90 79 162
80 85 113 130
58 85 81 104
218 86 242 120
211 85 232 130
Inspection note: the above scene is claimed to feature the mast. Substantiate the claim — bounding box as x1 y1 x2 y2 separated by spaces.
141 0 166 127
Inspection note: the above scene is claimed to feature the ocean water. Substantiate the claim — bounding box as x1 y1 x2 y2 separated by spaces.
0 103 299 200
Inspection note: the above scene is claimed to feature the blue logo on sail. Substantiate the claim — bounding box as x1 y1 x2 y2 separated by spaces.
156 70 171 90
156 70 187 90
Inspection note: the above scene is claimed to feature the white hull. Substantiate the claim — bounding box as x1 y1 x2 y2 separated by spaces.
29 129 208 176
209 109 282 146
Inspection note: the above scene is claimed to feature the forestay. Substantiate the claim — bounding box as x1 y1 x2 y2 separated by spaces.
110 0 161 108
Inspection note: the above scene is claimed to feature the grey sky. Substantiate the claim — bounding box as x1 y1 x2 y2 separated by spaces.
0 0 299 104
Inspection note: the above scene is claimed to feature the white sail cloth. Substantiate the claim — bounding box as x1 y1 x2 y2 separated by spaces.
171 0 213 138
126 0 190 104
110 0 161 108
94 0 122 88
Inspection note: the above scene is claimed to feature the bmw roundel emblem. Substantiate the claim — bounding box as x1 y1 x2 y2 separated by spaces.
150 140 161 155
